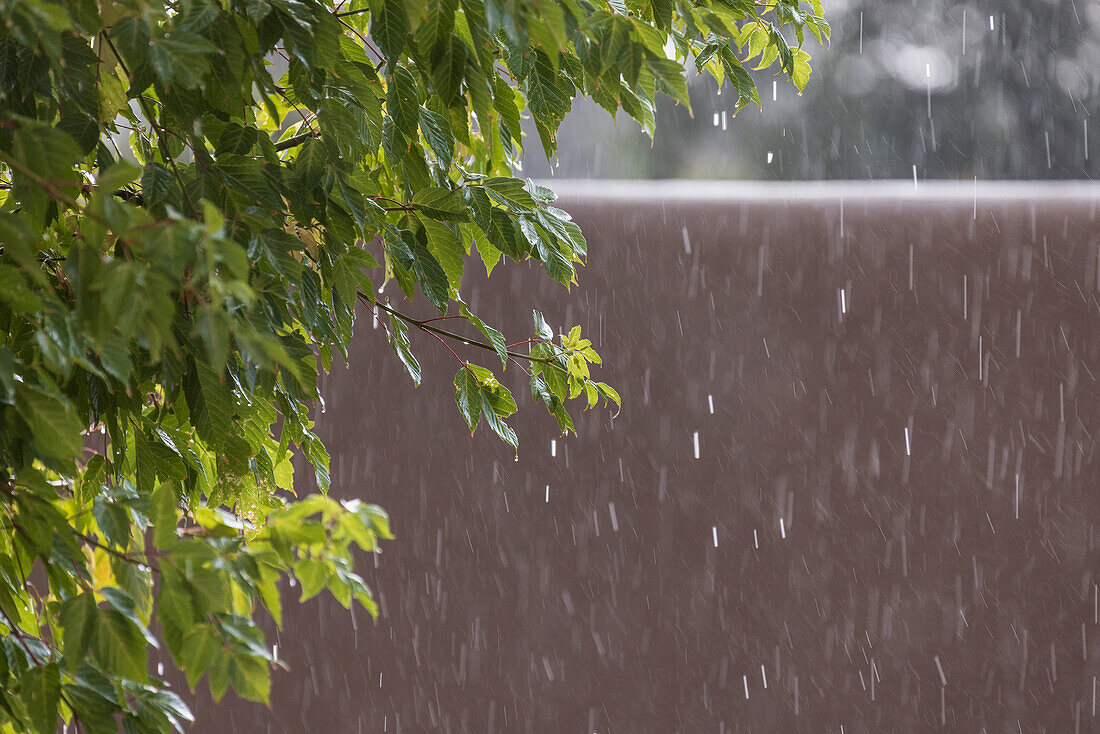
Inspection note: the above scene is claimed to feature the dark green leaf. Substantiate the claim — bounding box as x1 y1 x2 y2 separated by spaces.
14 385 82 462
22 662 60 734
60 593 99 669
453 367 481 432
373 0 410 63
410 186 466 221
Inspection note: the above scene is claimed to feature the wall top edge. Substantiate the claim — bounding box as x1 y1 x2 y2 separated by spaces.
535 179 1100 203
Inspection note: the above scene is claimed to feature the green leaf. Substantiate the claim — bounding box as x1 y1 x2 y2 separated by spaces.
140 162 174 211
416 0 458 53
15 385 83 462
64 664 121 732
255 565 283 627
479 385 517 447
294 557 328 601
0 265 44 313
387 314 422 384
791 48 812 92
419 107 454 168
486 208 527 260
216 123 259 156
647 57 690 107
150 483 179 546
453 367 481 432
95 608 149 681
226 650 271 703
430 35 467 104
523 50 572 156
720 47 759 111
150 32 216 89
93 496 131 548
412 187 469 220
458 302 507 366
251 230 304 279
22 662 60 734
532 310 553 340
373 0 410 63
290 137 327 192
177 624 220 689
77 455 106 506
474 235 502 276
215 154 283 212
110 17 152 68
60 593 99 669
650 0 673 30
481 177 536 211
408 237 450 310
10 123 82 227
530 374 574 434
57 113 100 154
418 216 464 290
769 26 794 75
596 381 622 413
386 65 420 141
183 360 233 453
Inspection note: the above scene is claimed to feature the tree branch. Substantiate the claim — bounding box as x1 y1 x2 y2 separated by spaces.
274 130 318 152
0 605 43 665
0 149 143 255
0 149 83 211
71 529 161 573
358 291 571 367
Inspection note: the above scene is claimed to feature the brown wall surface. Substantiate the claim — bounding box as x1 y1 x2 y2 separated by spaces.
192 182 1099 733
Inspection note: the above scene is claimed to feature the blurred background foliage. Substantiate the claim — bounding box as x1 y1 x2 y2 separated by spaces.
523 0 1098 180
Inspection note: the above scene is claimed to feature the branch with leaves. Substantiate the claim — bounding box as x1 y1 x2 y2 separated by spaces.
0 0 823 731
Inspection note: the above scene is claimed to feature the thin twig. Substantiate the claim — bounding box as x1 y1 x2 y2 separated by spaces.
0 605 42 665
274 130 318 152
359 292 570 367
0 149 140 254
336 17 385 63
72 529 161 572
0 150 83 211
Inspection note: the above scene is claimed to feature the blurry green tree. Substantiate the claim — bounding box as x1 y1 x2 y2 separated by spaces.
531 1 1096 180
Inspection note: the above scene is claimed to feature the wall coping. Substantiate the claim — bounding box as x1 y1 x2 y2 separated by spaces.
536 179 1100 204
